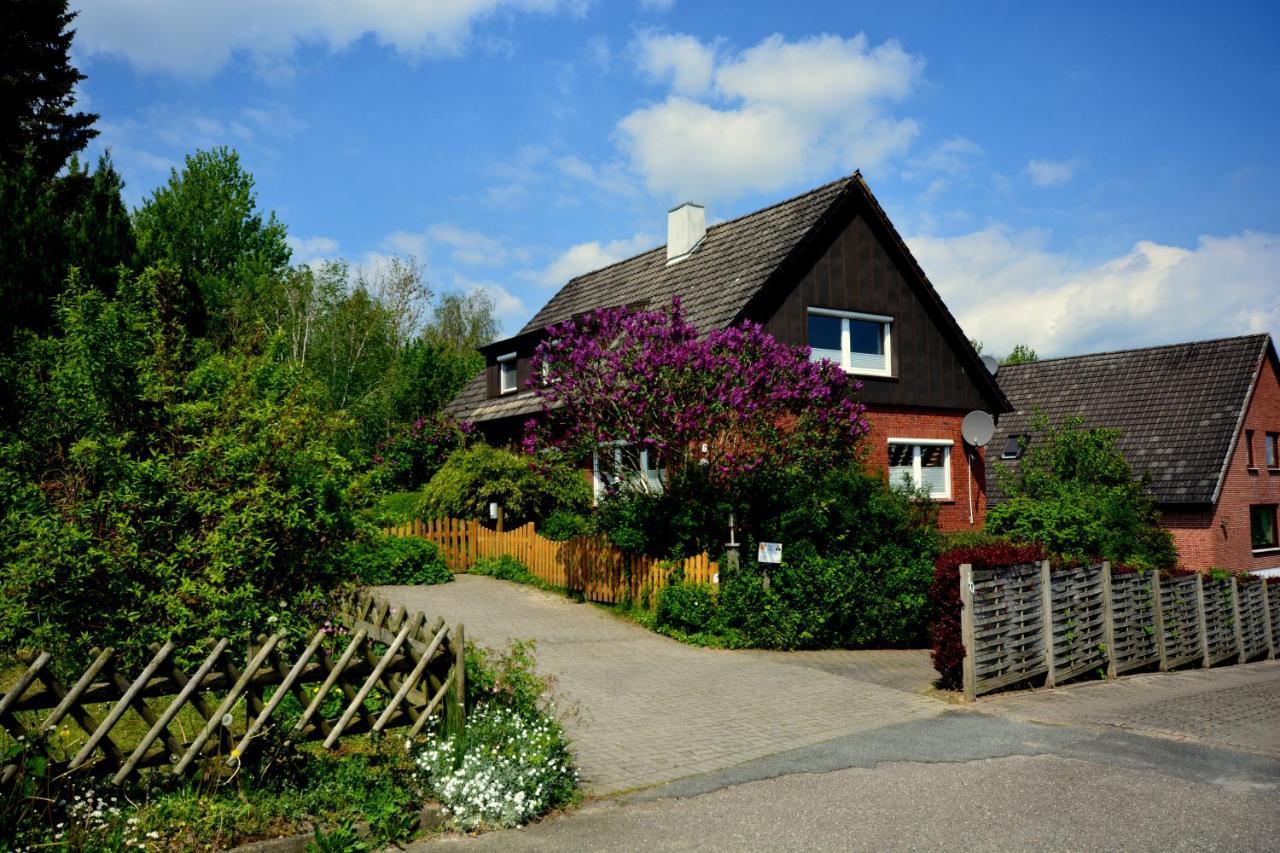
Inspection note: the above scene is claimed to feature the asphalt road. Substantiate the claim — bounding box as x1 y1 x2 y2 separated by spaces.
411 711 1280 852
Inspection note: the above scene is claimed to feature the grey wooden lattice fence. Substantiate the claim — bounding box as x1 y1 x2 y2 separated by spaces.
959 563 1277 701
0 594 464 786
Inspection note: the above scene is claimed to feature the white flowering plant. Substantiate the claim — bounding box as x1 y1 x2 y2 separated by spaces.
415 702 577 831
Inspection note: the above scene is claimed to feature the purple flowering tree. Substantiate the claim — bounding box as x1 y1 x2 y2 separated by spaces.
523 298 869 494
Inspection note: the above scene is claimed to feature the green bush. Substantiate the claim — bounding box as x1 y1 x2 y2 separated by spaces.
540 509 589 541
470 555 538 585
988 415 1177 568
654 580 717 633
345 535 451 586
716 463 939 649
364 490 422 526
419 445 589 528
594 468 729 558
0 275 360 671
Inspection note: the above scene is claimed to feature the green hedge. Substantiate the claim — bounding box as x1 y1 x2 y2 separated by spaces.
345 535 451 586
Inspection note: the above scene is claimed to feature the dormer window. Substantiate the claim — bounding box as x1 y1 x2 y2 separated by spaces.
1001 434 1027 460
497 352 517 394
807 308 892 377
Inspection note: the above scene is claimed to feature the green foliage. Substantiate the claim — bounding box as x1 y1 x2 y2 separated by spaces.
540 509 590 541
594 467 730 558
464 639 550 719
0 0 98 178
714 462 940 649
344 535 452 586
937 529 1013 551
420 445 590 528
654 579 717 633
1003 344 1039 365
470 555 538 586
0 153 135 354
134 147 290 348
308 820 371 853
989 415 1177 567
366 490 423 525
0 270 358 670
2 733 428 851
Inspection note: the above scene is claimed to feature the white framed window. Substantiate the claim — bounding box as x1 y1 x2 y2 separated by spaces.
807 308 892 377
497 352 517 394
887 438 952 499
592 442 664 501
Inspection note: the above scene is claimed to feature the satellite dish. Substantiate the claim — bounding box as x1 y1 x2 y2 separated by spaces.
962 410 995 447
981 354 1000 376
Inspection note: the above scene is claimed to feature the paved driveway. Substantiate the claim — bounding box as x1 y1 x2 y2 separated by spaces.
382 575 945 794
973 659 1280 758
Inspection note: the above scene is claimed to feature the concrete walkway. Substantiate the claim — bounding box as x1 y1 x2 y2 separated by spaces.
381 575 945 794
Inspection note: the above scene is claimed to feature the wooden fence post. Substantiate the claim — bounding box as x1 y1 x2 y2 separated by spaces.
1151 571 1168 671
1099 562 1117 680
1230 576 1246 664
959 563 977 702
1262 580 1275 660
1040 560 1056 689
1194 573 1210 669
453 623 466 730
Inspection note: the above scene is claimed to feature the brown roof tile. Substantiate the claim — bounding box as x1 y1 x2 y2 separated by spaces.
987 334 1271 505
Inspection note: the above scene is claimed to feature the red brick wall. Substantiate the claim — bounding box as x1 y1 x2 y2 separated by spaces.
1173 354 1280 572
862 405 986 532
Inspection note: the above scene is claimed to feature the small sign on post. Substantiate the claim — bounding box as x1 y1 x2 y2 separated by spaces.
488 502 498 520
757 542 782 564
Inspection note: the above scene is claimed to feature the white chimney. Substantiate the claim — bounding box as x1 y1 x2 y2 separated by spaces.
666 202 705 264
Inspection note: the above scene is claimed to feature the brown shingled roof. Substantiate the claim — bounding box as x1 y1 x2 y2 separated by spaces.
987 334 1273 505
448 171 1008 422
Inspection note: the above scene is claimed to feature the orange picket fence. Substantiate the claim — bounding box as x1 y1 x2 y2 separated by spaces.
385 517 718 607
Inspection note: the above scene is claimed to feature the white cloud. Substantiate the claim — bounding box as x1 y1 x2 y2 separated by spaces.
532 232 656 285
634 32 716 95
639 0 676 10
74 0 581 76
556 155 638 196
1025 158 1079 187
287 235 340 267
907 227 1280 357
617 32 923 201
380 223 511 267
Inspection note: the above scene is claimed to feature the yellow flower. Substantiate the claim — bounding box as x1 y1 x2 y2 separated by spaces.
230 748 241 759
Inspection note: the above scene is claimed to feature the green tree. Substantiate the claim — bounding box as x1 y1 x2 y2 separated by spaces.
1003 344 1039 365
987 415 1176 567
0 0 98 178
134 147 290 347
0 153 136 423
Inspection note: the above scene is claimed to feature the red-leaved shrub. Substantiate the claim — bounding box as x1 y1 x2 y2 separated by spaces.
929 542 1047 689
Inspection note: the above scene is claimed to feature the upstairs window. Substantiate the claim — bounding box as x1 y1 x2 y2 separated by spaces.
497 352 517 394
807 308 892 377
1245 430 1255 468
1252 504 1278 551
887 438 952 499
1267 432 1279 469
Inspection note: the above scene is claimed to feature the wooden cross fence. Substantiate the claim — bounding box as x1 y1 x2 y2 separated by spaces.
959 561 1277 701
387 516 720 606
0 594 464 787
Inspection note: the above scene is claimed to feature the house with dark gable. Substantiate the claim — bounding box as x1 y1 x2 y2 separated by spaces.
988 334 1280 574
446 172 1011 532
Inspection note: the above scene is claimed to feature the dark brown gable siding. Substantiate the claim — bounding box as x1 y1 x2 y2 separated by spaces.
761 213 991 412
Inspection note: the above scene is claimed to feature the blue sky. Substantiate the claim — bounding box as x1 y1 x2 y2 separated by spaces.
72 1 1279 356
